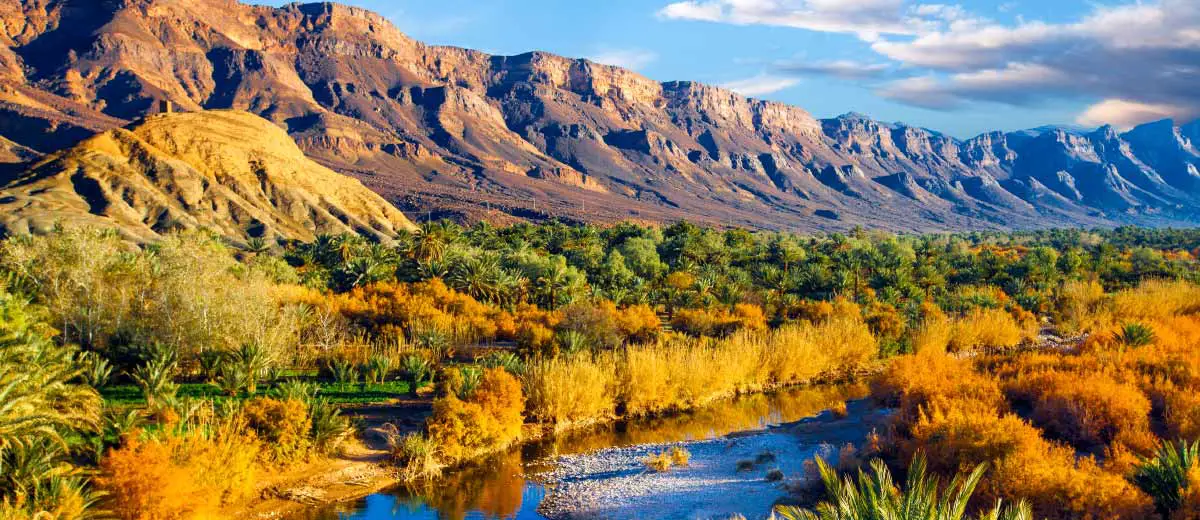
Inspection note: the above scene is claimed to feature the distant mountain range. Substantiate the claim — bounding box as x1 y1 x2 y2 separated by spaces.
2 0 1200 233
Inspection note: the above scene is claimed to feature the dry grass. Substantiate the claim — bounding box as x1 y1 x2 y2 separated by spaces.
523 355 618 427
947 307 1033 353
643 451 674 473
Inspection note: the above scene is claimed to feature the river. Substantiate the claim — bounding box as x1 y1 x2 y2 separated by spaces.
298 383 877 520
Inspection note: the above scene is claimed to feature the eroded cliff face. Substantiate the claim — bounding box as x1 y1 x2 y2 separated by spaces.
0 110 416 242
2 0 1200 232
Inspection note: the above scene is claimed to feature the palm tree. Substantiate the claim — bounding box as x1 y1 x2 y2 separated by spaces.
449 254 505 303
774 455 1032 520
0 294 100 513
1133 439 1200 518
129 345 179 408
244 236 271 255
414 221 456 263
216 342 273 395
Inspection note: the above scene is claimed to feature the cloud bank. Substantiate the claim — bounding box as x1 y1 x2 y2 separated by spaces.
659 0 1200 128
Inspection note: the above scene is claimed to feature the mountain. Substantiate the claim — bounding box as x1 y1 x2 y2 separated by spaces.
1 0 1199 232
0 110 416 242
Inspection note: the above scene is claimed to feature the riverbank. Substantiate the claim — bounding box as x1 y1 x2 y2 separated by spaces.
535 400 892 520
242 381 870 518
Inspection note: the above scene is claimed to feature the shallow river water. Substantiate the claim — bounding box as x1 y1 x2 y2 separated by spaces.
299 383 872 520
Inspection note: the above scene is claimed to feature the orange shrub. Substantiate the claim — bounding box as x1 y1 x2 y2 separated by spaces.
613 303 661 343
871 352 1005 425
894 383 1154 519
794 299 834 322
671 304 767 337
1174 466 1200 520
427 368 524 461
1162 387 1200 441
242 397 312 461
864 301 906 341
321 279 510 343
1010 371 1153 452
98 430 260 519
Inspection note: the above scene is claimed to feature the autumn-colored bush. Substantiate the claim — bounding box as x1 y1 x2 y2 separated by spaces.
427 368 524 461
613 303 661 344
891 377 1154 519
98 429 260 519
864 301 906 341
1162 387 1200 441
242 397 312 462
671 304 766 337
910 315 953 355
1112 280 1200 322
793 299 834 323
319 279 510 344
1173 466 1200 520
1053 279 1108 334
1009 371 1153 452
947 307 1032 352
871 352 1005 425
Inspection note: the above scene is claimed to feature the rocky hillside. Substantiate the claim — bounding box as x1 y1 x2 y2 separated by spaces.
1 0 1199 231
0 110 416 242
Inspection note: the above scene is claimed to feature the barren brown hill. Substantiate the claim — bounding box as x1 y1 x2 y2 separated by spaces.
2 0 1200 231
0 110 416 242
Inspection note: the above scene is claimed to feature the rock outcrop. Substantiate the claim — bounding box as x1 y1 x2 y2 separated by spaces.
0 110 417 242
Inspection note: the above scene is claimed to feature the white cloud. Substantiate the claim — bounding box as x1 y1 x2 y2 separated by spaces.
658 1 724 22
661 0 1200 127
776 59 892 79
586 49 659 70
868 0 1200 126
721 74 801 96
657 0 956 40
1077 99 1198 129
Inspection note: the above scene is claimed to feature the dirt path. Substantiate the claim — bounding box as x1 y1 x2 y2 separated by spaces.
226 398 433 519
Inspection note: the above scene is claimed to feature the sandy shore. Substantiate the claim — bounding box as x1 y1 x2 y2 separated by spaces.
536 400 891 520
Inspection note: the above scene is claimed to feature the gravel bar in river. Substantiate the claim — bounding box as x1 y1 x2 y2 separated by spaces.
536 400 892 520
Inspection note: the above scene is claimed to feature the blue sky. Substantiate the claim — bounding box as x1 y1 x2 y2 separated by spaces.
261 0 1200 139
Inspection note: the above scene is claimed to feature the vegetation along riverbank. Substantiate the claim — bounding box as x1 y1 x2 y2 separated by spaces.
5 223 1200 519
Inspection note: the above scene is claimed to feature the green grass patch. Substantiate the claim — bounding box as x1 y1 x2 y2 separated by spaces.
100 380 413 406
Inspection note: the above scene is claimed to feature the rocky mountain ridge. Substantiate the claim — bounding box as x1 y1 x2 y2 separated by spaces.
0 110 417 242
1 0 1199 232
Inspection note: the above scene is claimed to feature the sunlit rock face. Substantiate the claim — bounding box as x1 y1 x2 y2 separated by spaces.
0 110 416 243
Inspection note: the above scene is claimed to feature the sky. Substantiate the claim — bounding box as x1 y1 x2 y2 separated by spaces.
260 0 1200 139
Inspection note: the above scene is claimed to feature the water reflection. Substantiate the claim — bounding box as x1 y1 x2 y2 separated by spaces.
302 383 868 520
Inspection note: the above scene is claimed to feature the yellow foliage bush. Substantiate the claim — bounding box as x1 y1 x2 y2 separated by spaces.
864 301 906 340
1010 371 1153 452
1174 466 1200 520
321 279 510 343
947 307 1032 352
1054 279 1108 334
1162 387 1200 441
427 368 524 461
241 397 312 462
888 373 1154 519
98 429 260 519
1112 279 1200 321
670 304 767 337
910 315 953 355
871 352 1005 425
614 303 661 344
